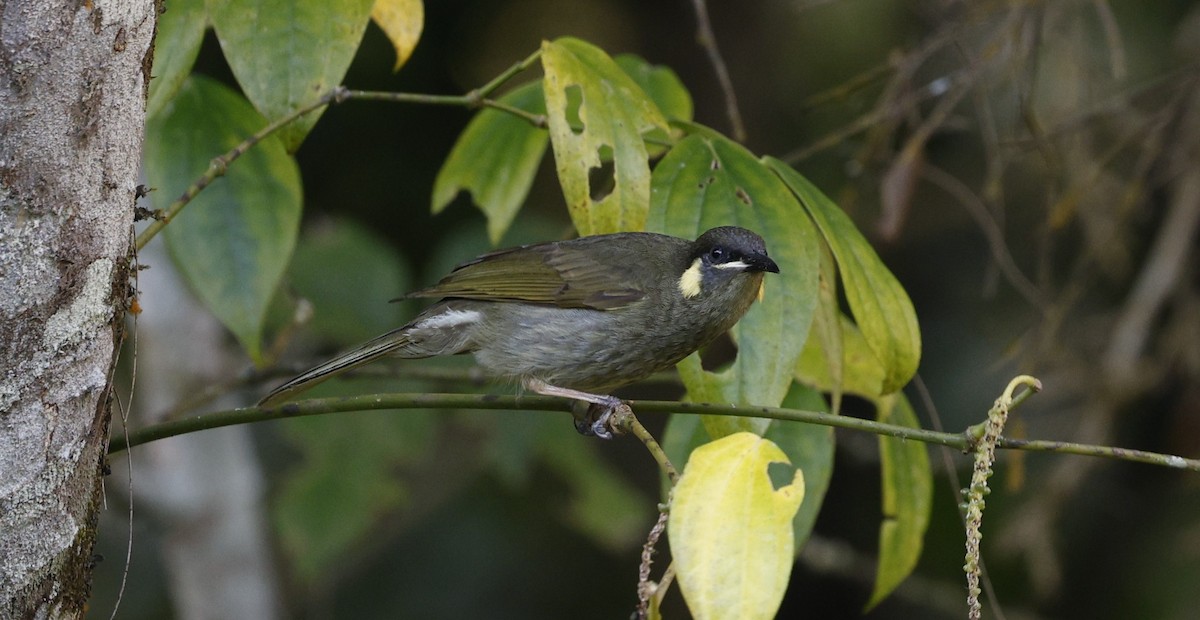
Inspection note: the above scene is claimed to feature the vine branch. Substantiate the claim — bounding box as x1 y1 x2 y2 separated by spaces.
106 390 1200 473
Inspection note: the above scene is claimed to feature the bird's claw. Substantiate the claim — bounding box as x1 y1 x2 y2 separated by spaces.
572 397 629 440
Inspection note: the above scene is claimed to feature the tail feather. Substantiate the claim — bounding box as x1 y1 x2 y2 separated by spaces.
258 327 419 407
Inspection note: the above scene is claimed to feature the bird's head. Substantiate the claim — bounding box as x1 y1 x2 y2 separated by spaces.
677 226 779 300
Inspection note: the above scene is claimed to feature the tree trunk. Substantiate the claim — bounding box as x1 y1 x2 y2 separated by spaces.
0 1 155 616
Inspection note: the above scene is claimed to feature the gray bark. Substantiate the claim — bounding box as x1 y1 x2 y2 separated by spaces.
0 0 155 617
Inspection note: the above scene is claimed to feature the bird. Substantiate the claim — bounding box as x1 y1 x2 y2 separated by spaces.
258 226 780 438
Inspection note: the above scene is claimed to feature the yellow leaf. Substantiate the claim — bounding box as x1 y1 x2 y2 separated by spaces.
669 432 805 620
371 0 423 72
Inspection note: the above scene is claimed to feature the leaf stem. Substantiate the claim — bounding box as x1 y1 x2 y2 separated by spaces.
470 49 543 100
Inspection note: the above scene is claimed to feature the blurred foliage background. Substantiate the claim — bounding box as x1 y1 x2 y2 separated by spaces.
97 0 1200 618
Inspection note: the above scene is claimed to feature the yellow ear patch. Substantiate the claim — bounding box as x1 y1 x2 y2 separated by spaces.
679 258 703 298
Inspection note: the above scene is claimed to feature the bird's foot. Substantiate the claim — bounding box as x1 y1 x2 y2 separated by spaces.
525 377 630 440
571 397 631 440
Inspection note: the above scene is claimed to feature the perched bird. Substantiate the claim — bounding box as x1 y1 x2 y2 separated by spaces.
259 226 780 437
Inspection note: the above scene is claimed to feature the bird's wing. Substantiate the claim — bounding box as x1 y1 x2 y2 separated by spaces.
407 239 647 310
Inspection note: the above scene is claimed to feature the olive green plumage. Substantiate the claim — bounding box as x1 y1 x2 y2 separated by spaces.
260 226 779 434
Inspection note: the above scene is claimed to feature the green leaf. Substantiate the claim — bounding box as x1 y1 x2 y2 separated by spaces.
274 394 435 583
796 313 886 400
809 239 845 413
648 134 820 434
145 76 302 363
766 157 921 393
541 37 667 235
288 218 412 346
614 54 693 122
431 82 549 244
670 432 804 620
766 383 834 555
614 54 693 155
207 0 375 151
146 0 207 120
867 393 932 609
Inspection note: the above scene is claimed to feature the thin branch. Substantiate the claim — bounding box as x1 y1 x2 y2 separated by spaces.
136 51 547 251
469 49 544 100
1091 0 1127 81
615 409 679 483
636 510 670 620
688 0 746 142
105 391 1200 473
135 87 349 250
782 72 961 164
921 164 1047 311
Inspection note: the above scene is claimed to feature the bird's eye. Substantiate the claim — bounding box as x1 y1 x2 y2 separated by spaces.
708 247 725 262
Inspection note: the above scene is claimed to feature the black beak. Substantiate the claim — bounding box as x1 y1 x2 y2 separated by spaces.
749 254 780 274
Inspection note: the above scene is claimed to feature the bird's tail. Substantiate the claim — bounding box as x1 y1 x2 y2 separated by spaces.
258 326 420 407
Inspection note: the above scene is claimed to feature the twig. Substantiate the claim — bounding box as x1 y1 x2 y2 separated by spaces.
1091 0 1127 81
782 72 961 163
135 87 350 250
136 50 546 250
614 409 679 483
636 510 671 620
346 89 548 128
688 0 746 142
467 49 543 101
104 390 1200 474
921 164 1046 311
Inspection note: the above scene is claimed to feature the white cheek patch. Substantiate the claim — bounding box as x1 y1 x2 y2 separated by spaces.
678 258 703 298
416 309 482 330
713 260 750 271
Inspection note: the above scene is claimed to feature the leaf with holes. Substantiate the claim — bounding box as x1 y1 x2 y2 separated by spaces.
868 393 932 609
208 0 375 151
670 432 804 620
648 134 819 436
432 82 548 244
541 37 667 235
766 156 920 394
371 0 423 72
145 76 302 363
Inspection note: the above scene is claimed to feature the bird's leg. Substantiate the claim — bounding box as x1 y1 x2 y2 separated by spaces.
523 377 627 439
